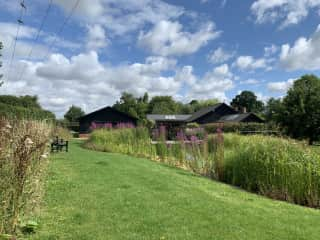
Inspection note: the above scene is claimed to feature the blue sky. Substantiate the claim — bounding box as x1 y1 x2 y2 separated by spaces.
0 0 319 117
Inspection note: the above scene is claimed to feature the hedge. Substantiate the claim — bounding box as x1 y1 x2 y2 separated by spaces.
203 122 280 134
0 103 55 120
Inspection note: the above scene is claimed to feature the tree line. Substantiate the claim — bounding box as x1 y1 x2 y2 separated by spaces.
63 74 320 144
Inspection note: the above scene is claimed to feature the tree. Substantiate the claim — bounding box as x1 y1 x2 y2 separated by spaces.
189 98 219 112
281 75 320 145
148 96 178 114
113 92 139 118
113 92 149 123
64 105 85 122
0 42 3 87
264 98 284 123
231 91 264 113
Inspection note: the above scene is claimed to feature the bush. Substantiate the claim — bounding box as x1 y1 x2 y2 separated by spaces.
203 122 279 134
0 118 52 235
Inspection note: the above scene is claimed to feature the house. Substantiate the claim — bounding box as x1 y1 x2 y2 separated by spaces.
147 103 264 128
78 106 138 134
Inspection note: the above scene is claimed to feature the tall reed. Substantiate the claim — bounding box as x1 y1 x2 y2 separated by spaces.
0 118 52 235
223 134 320 207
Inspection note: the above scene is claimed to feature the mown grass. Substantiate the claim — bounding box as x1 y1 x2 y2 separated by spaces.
27 140 320 240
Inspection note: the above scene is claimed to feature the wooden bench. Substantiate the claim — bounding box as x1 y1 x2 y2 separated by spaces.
51 137 68 153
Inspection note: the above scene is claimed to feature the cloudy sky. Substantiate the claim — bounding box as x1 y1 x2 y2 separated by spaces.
0 0 319 117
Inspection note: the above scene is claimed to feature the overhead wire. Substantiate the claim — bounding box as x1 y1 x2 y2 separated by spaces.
42 0 81 60
17 0 53 82
7 0 26 82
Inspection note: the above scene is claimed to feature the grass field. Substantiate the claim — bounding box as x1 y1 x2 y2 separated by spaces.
27 140 320 240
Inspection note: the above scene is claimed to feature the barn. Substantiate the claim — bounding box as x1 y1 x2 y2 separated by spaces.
147 103 264 128
78 106 138 134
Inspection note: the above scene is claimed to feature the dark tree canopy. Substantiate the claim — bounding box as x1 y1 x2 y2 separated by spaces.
231 91 264 113
281 75 320 144
64 105 85 122
264 98 284 123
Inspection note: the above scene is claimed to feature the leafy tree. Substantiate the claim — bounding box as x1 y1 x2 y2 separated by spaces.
190 98 219 112
0 42 3 87
281 75 320 145
231 91 264 113
64 105 85 122
264 98 284 123
113 92 139 118
113 92 150 123
148 96 178 114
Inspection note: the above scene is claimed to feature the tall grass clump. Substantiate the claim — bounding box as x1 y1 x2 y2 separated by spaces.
0 118 52 236
223 134 320 208
86 127 155 159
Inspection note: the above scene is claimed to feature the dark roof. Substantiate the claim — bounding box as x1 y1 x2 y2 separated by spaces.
147 114 192 122
186 103 225 122
78 106 138 120
218 113 264 122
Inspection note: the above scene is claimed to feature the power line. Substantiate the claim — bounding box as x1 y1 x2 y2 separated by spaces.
7 0 26 82
43 0 81 60
17 0 53 82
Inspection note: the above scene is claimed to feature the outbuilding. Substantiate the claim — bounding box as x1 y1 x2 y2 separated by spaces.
78 106 138 134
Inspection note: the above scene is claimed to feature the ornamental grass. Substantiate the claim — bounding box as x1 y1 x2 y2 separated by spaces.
0 118 52 236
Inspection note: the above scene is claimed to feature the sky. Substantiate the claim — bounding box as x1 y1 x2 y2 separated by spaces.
0 0 319 118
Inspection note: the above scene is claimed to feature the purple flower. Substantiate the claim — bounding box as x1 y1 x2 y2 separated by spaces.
190 135 198 142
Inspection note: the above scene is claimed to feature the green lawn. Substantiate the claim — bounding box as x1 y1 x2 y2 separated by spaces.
28 140 320 240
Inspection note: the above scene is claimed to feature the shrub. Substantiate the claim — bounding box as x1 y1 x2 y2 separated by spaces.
203 122 279 135
0 118 52 235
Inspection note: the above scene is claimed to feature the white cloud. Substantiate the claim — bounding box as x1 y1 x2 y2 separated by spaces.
138 20 220 56
53 0 185 36
264 44 278 57
234 55 269 70
86 24 108 50
208 47 234 64
240 79 260 85
251 0 320 28
0 22 80 62
280 25 320 71
187 64 234 101
0 51 192 117
267 78 295 92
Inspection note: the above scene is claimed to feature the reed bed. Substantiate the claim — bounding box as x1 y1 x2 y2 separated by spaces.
86 128 320 208
223 134 320 207
0 118 52 236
